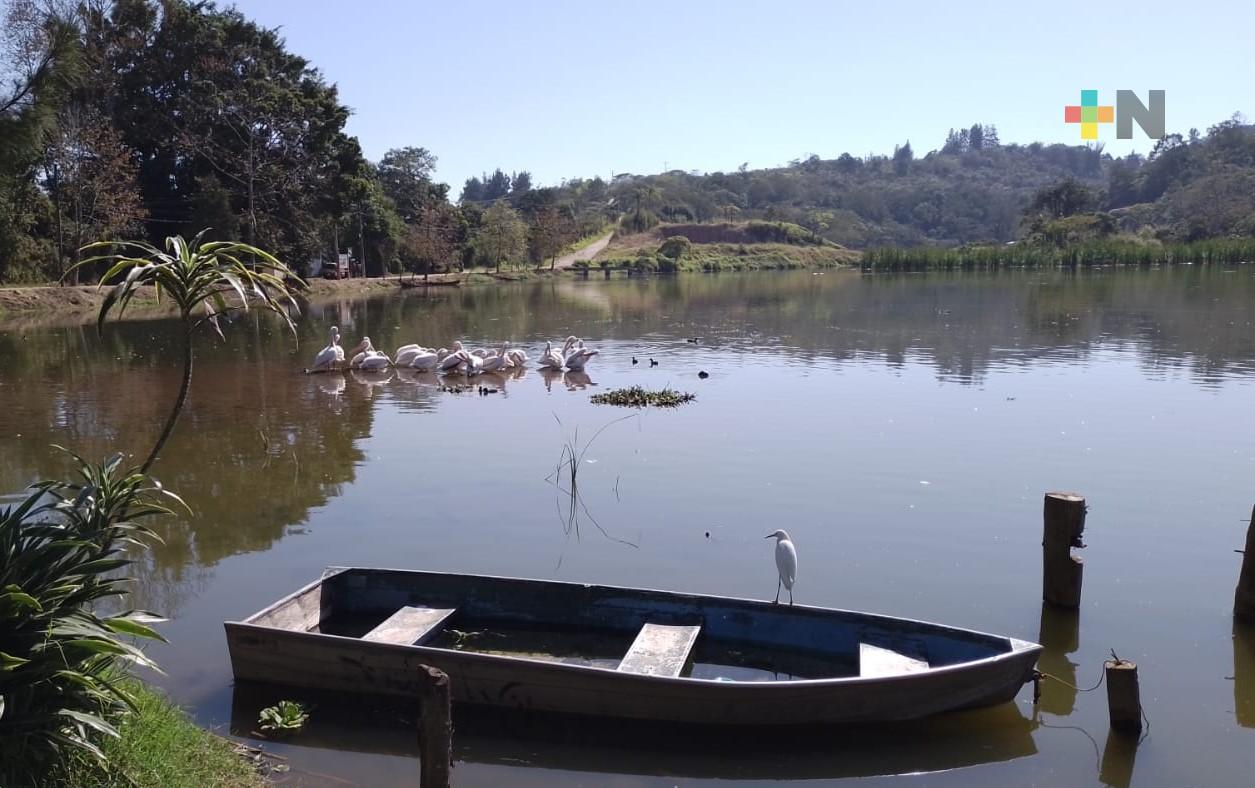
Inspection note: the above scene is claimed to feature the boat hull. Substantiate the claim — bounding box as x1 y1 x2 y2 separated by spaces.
225 567 1041 726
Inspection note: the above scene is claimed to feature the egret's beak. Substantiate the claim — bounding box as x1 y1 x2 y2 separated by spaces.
763 533 774 539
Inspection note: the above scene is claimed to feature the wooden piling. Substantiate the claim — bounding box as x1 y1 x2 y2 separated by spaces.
418 665 452 788
1235 505 1255 623
1043 492 1086 608
1104 659 1142 734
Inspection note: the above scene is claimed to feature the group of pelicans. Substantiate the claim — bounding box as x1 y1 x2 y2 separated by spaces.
309 327 600 375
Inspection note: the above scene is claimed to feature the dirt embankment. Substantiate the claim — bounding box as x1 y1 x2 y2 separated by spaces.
0 273 466 330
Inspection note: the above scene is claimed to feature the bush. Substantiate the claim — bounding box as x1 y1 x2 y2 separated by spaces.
619 209 659 234
658 235 691 260
0 450 174 786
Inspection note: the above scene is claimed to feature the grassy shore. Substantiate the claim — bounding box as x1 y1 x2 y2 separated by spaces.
862 237 1255 271
50 682 265 788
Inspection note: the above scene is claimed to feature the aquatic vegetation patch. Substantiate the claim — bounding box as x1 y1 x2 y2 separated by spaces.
591 386 696 408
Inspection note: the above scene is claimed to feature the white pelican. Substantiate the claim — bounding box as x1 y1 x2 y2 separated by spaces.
506 347 529 368
564 340 598 371
765 530 797 605
539 341 564 370
347 337 392 371
461 350 483 376
395 344 428 367
311 326 345 371
481 345 510 373
437 341 465 372
408 349 439 371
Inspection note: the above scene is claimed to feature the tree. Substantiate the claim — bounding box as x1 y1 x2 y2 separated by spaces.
0 0 80 281
482 168 511 201
77 233 301 473
42 109 146 282
377 146 442 222
1029 178 1099 219
460 175 484 203
968 123 985 152
529 204 574 270
510 170 531 196
892 141 913 175
472 201 525 272
405 204 456 280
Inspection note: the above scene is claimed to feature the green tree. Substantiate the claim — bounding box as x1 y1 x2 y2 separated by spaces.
76 233 301 473
377 146 443 222
472 201 525 272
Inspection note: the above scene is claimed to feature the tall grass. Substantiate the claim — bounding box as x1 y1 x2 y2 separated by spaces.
862 238 1255 271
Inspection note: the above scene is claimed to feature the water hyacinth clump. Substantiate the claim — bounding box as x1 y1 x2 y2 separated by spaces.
590 386 696 408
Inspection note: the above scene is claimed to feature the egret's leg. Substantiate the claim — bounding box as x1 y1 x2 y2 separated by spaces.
774 578 781 604
788 587 793 605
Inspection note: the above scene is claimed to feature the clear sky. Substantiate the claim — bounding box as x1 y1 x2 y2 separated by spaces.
231 0 1252 194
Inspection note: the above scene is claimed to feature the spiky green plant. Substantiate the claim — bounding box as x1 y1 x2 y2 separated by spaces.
0 449 182 785
71 232 303 473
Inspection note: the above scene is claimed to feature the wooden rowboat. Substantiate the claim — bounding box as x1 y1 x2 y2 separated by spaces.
224 567 1041 725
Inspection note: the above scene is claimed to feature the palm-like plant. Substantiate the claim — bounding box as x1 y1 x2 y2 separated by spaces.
73 232 303 473
0 449 180 782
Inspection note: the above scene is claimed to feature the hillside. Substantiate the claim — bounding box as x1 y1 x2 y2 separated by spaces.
587 118 1255 250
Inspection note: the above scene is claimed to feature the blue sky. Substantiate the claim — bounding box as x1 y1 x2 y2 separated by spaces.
232 0 1252 194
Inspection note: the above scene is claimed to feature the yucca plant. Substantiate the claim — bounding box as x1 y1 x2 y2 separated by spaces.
0 449 181 785
71 232 304 473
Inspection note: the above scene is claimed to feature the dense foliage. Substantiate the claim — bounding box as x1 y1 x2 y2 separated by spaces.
0 450 175 786
1 0 1251 284
0 0 610 284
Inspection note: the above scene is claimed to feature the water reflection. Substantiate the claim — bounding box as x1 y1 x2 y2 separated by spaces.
5 268 1255 786
1237 621 1255 727
1037 603 1081 715
228 682 1038 782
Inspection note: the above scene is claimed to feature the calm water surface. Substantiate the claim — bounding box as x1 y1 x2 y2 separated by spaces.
2 268 1254 786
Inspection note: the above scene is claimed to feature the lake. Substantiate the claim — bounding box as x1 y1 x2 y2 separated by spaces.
2 268 1253 786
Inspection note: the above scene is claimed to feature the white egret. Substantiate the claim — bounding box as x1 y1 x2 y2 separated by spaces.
311 326 345 371
764 529 797 605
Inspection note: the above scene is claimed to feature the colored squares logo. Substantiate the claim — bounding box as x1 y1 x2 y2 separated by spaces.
1065 90 1114 139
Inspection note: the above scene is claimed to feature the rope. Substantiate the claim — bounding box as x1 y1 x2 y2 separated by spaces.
1032 660 1152 744
1035 665 1106 694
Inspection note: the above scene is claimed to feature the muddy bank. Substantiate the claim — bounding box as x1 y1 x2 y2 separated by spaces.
0 272 475 330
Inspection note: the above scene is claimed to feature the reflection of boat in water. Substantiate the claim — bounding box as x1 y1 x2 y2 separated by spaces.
226 567 1040 726
229 681 1038 781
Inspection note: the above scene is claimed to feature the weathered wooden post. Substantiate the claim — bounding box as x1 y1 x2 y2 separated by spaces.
1104 658 1142 734
1043 492 1086 608
1235 504 1255 623
418 665 452 788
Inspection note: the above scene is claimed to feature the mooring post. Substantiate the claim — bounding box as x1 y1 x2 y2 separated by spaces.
418 665 452 788
1043 492 1086 608
1104 658 1142 734
1235 504 1255 623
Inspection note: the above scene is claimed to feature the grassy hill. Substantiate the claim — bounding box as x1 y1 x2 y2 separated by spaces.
585 221 860 273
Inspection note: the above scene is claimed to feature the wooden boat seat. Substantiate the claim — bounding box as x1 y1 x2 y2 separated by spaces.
361 606 455 646
859 643 929 677
617 623 701 677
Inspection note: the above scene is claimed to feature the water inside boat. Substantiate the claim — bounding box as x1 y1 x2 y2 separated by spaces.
315 609 859 681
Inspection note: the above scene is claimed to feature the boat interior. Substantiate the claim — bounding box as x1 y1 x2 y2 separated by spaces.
243 568 1020 682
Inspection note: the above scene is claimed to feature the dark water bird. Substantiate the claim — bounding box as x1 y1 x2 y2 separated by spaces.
632 356 638 365
698 370 709 379
687 337 699 344
649 358 659 367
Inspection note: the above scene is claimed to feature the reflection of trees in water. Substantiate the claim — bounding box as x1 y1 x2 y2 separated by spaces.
0 315 376 614
5 269 1255 611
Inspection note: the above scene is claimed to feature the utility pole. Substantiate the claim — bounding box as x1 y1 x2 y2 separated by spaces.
357 209 366 278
